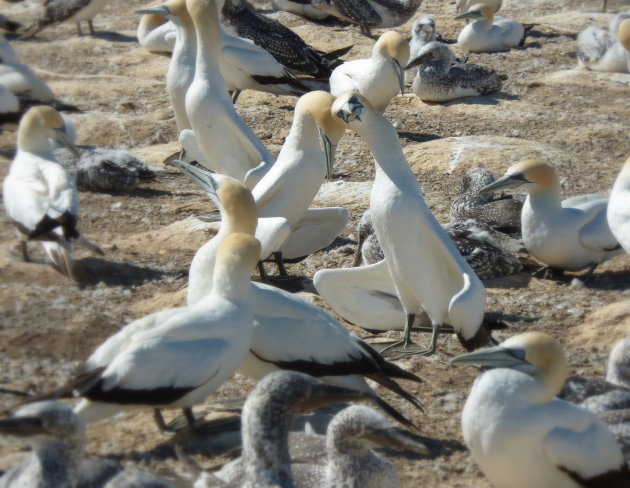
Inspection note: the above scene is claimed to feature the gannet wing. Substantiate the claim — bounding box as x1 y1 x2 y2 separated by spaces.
4 169 50 231
222 38 290 79
43 162 78 219
575 200 620 252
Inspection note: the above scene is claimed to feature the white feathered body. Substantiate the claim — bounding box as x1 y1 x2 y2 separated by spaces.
607 163 630 253
457 16 523 53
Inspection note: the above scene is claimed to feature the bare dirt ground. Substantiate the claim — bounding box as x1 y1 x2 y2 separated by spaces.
0 0 629 486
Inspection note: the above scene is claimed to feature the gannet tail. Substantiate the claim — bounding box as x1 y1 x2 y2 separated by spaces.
41 241 76 279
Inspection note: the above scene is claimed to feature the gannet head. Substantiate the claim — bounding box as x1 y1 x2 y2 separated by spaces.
455 3 494 22
618 18 630 52
139 12 168 30
406 41 456 69
412 15 436 42
451 332 569 401
479 159 558 195
18 106 79 158
327 405 429 455
374 31 410 94
297 91 346 179
0 401 85 449
332 92 372 127
607 338 630 387
136 0 192 27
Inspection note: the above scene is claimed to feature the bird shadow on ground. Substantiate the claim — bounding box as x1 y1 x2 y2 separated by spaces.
75 257 173 287
438 92 519 107
528 29 577 41
576 269 630 291
89 31 137 43
397 132 441 144
91 187 177 199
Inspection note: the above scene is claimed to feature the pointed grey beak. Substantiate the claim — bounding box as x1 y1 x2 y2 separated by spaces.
364 426 430 455
479 173 528 195
450 345 529 369
0 416 46 437
54 128 80 159
336 95 363 124
392 59 405 94
171 160 219 196
301 383 371 412
135 4 171 16
455 10 481 20
405 52 434 70
318 127 335 180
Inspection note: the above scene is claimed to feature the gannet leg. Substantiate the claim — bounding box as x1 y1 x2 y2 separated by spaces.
76 23 82 36
153 409 175 434
602 0 608 12
352 234 365 267
183 407 196 427
581 262 598 284
390 322 443 359
380 314 418 354
274 251 288 276
20 240 31 262
231 90 242 104
88 20 95 35
360 24 372 38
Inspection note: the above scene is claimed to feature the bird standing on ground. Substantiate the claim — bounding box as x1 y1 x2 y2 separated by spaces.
455 3 525 53
21 0 111 38
452 332 629 488
608 155 630 253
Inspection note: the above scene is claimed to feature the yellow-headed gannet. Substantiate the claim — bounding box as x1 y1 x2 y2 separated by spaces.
252 91 349 269
49 233 260 429
608 156 630 253
21 0 111 38
406 15 439 84
270 0 330 21
309 0 422 37
220 0 349 78
480 159 623 281
184 0 275 184
329 93 487 357
406 41 506 102
450 167 523 233
137 13 176 53
456 0 501 14
1 106 99 279
619 18 630 74
0 401 174 488
330 31 410 113
451 332 629 488
455 3 525 53
173 164 424 428
577 12 630 73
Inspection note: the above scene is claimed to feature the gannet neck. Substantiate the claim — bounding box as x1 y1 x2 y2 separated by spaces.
140 13 168 33
211 233 260 300
298 90 346 145
289 101 323 153
606 338 630 387
187 0 223 80
17 106 63 156
218 176 258 235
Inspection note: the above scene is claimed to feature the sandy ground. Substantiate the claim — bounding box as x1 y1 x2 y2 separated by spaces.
0 0 629 486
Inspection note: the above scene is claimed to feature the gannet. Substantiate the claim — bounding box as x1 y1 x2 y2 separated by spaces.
456 0 501 14
174 165 424 427
0 14 21 34
252 90 349 266
455 3 525 53
608 156 630 253
619 18 630 74
0 401 174 488
0 34 20 63
330 93 487 356
330 32 410 112
0 85 20 127
576 12 630 73
220 0 348 78
183 0 275 185
0 62 55 102
406 15 439 84
480 159 624 280
21 0 111 38
450 167 523 233
451 332 630 488
407 41 506 102
55 233 260 428
270 0 330 21
2 106 98 279
309 0 422 37
137 13 176 53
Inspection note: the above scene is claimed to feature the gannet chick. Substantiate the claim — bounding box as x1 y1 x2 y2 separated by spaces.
450 167 523 233
184 0 275 184
406 41 506 102
53 233 261 428
137 13 176 53
270 0 330 21
456 0 501 14
21 0 111 38
608 156 630 253
330 32 410 112
309 0 422 37
220 0 348 78
455 3 525 53
0 14 21 34
331 92 486 356
451 332 630 488
0 401 173 488
480 159 623 281
577 12 630 73
406 15 439 83
252 90 349 269
0 34 20 63
2 106 97 279
175 165 424 428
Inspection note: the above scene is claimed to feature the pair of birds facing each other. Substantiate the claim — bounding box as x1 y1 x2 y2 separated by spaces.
480 159 625 281
577 11 630 73
316 92 487 358
455 3 526 53
452 332 629 488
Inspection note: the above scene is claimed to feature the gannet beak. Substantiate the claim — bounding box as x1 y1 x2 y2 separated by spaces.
479 173 529 195
450 345 529 369
135 4 171 16
54 127 80 159
0 416 46 437
336 95 363 124
301 383 371 412
363 426 430 455
405 52 433 70
171 159 219 196
318 127 335 180
455 10 481 20
392 59 405 95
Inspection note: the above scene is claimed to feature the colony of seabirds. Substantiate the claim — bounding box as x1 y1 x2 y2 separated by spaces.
0 0 629 486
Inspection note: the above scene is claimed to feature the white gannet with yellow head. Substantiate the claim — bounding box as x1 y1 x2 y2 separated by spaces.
329 31 410 113
328 92 486 357
480 159 623 281
618 18 630 76
607 155 630 254
3 106 84 279
455 3 524 53
452 332 629 488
